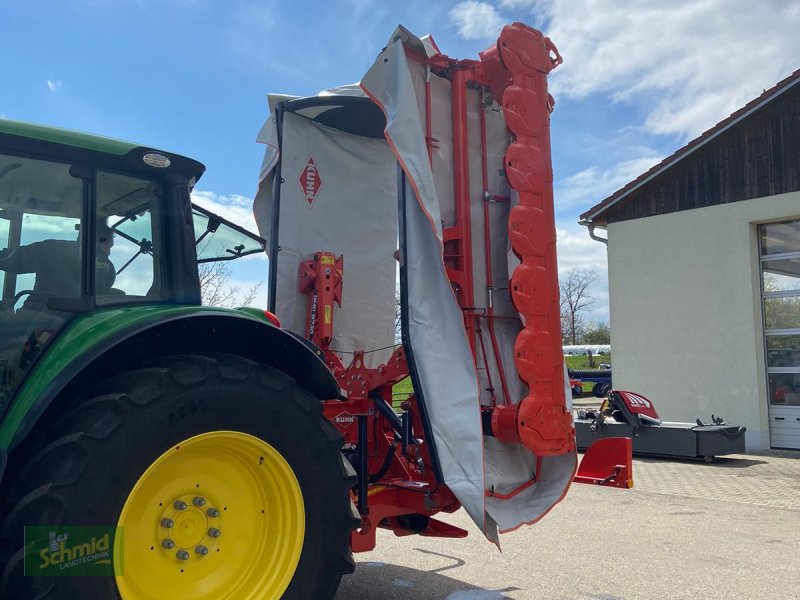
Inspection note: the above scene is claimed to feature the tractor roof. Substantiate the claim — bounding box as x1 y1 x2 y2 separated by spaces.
0 118 205 183
1 119 141 155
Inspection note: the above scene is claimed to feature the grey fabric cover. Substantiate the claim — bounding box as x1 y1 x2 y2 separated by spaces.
254 108 397 368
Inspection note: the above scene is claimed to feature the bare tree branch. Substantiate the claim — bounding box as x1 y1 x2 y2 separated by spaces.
198 261 262 308
559 267 597 345
395 284 402 343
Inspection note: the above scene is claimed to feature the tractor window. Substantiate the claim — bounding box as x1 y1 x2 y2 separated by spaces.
0 154 83 309
0 154 84 310
96 171 162 304
0 153 84 410
16 214 81 307
192 205 265 263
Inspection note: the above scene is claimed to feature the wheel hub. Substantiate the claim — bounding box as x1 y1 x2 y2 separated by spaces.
159 493 221 559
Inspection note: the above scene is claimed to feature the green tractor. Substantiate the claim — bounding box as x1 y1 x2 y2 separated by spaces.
0 120 359 599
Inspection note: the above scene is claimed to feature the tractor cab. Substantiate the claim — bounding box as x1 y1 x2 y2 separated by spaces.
0 120 263 413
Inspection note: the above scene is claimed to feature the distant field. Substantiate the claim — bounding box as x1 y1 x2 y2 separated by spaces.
565 353 612 370
390 354 611 407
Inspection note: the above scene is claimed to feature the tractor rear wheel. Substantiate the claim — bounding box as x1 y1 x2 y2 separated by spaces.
0 353 359 599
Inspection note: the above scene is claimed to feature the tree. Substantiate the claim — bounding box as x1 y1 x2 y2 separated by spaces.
560 311 585 345
198 260 262 308
559 267 597 345
583 321 611 344
395 284 402 342
763 274 800 329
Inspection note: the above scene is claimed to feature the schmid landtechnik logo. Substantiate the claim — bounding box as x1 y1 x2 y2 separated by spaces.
24 525 123 576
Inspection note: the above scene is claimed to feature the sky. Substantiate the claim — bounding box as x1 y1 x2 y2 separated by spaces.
2 0 799 323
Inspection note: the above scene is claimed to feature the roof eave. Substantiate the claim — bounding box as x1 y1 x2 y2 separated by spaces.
580 72 800 224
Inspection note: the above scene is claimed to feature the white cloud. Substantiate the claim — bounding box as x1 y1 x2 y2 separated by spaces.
555 152 661 212
450 1 506 40
556 224 606 275
539 0 800 139
191 189 259 234
499 0 537 7
47 80 63 93
452 1 800 140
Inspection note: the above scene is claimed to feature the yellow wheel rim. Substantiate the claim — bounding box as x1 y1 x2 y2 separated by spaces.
115 431 304 600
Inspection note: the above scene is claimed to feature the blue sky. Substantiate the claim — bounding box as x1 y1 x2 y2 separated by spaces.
2 0 799 323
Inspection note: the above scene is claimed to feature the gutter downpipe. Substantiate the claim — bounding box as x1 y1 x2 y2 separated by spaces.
579 220 608 246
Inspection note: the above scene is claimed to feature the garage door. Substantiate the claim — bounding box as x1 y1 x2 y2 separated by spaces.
759 220 800 450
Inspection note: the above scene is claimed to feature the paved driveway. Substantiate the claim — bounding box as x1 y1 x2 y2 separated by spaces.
337 452 800 600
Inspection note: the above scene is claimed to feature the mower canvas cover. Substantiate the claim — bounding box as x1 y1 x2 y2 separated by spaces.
253 26 577 543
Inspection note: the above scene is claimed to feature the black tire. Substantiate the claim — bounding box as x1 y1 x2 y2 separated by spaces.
0 353 359 600
592 383 612 398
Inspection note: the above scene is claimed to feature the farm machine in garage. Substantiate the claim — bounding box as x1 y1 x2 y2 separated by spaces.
0 22 631 600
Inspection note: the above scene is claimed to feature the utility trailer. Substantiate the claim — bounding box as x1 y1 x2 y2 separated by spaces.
570 368 612 397
0 22 630 600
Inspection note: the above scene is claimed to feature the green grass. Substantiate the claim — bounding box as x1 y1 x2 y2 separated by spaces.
393 378 413 395
392 377 414 409
565 354 612 370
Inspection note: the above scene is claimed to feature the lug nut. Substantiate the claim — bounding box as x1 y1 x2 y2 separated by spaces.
161 539 175 549
193 496 207 507
208 528 221 538
160 518 174 528
207 507 220 518
195 545 209 556
173 500 187 511
176 550 190 561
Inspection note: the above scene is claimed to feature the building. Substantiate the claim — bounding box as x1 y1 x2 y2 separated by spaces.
580 69 800 451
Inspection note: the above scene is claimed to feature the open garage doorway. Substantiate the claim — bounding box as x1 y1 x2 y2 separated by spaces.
761 219 800 449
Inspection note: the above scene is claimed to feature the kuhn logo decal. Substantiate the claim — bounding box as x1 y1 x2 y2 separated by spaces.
299 155 322 205
333 411 356 428
626 393 652 409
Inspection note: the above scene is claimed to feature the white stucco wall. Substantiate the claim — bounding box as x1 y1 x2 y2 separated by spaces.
606 190 800 451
